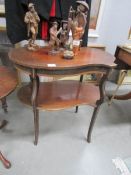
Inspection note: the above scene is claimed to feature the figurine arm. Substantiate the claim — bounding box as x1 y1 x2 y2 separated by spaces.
50 28 56 38
24 13 30 24
35 12 40 22
82 13 87 29
57 27 62 35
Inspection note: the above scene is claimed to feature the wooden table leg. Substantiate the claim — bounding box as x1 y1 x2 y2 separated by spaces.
113 92 131 100
87 104 101 143
87 70 110 143
0 120 11 168
31 69 39 145
0 151 11 169
75 75 84 113
1 97 8 113
0 120 8 129
108 70 127 105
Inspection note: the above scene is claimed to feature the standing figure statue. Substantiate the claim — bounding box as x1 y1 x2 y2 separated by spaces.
49 21 62 54
67 0 89 55
60 20 68 48
24 3 40 51
68 0 89 40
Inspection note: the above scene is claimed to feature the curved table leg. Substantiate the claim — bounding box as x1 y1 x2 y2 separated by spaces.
108 70 127 105
0 151 11 169
87 104 101 143
0 120 11 169
112 92 131 100
1 97 8 113
0 120 8 129
31 69 39 145
75 75 84 113
87 70 110 143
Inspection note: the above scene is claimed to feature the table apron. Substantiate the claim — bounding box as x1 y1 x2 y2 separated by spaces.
15 64 111 77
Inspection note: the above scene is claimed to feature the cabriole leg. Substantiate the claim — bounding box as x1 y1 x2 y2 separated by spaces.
87 104 101 143
75 75 84 113
1 97 8 113
0 151 11 169
33 109 39 145
31 69 39 145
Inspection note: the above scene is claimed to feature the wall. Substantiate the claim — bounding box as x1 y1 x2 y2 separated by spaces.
89 0 131 54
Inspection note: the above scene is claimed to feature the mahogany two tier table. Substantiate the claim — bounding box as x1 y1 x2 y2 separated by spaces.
9 47 116 145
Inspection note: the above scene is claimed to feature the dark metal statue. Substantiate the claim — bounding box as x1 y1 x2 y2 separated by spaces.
24 3 40 51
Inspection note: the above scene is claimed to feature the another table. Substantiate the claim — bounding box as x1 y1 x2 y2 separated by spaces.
9 47 116 145
0 66 17 169
114 46 131 100
0 66 17 112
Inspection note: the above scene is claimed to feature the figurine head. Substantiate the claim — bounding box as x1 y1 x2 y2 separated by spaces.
62 20 68 30
76 1 89 13
28 3 35 12
52 21 58 30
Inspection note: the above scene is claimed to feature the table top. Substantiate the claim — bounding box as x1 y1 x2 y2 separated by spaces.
0 66 17 99
9 47 116 70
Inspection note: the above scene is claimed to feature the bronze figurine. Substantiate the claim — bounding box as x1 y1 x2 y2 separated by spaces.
24 3 40 51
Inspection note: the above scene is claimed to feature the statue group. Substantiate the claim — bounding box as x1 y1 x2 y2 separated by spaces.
24 0 89 57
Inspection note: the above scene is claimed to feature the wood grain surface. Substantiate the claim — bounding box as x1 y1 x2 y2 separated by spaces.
9 47 116 69
0 66 17 99
18 81 100 111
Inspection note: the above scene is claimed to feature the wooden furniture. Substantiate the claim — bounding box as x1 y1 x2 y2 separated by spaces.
0 66 17 169
112 46 131 100
9 47 116 145
0 4 5 17
0 44 14 69
115 46 131 69
0 66 17 112
88 44 106 51
0 151 11 169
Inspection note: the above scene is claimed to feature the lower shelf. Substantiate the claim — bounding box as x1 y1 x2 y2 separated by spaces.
18 81 100 111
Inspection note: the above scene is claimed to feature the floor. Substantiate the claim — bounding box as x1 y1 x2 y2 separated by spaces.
0 82 131 175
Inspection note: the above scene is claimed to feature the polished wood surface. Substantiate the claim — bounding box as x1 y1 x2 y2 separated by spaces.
9 47 115 145
0 66 17 99
9 47 116 69
18 81 100 111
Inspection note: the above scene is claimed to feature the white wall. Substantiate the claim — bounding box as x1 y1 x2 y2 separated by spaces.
89 0 131 54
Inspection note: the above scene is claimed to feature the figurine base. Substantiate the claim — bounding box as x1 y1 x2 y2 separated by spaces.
63 50 74 59
26 44 40 51
48 49 60 55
